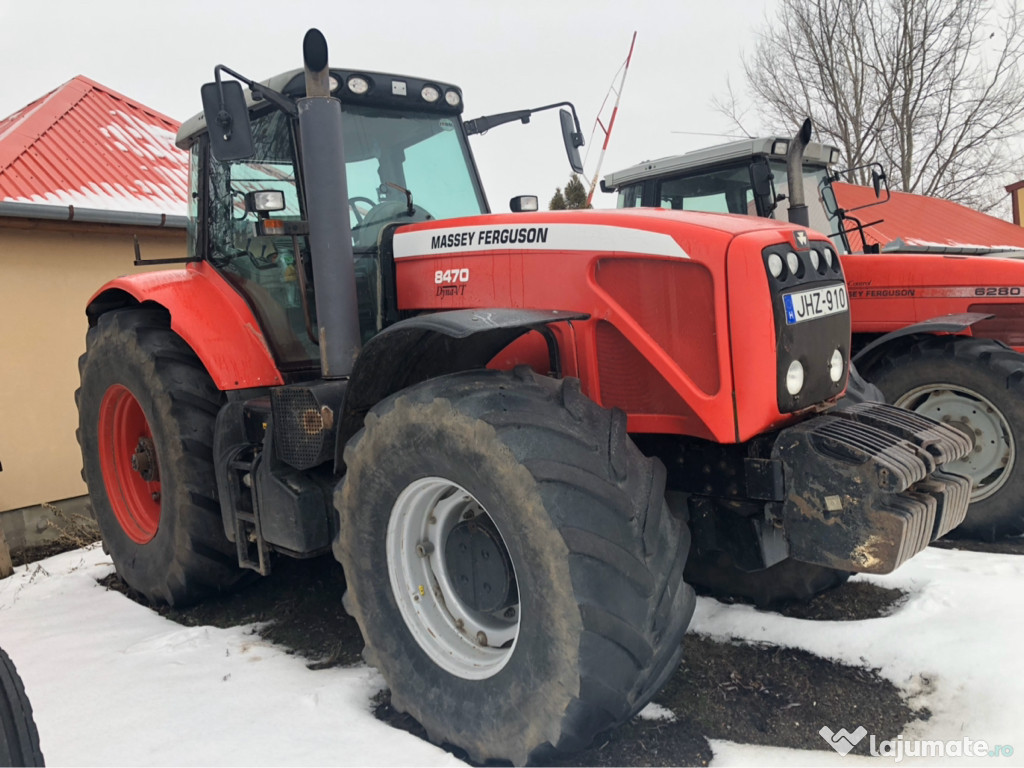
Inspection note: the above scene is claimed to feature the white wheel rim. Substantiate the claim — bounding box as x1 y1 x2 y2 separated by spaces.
895 384 1015 502
386 476 520 680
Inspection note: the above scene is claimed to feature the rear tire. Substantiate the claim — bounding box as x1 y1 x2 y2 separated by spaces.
77 309 244 605
334 368 694 765
867 337 1024 541
0 647 44 767
685 550 850 608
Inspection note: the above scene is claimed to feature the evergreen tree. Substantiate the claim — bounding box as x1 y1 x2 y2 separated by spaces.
548 173 592 210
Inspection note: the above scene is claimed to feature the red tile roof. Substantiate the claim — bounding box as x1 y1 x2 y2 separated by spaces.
0 76 187 216
833 181 1024 251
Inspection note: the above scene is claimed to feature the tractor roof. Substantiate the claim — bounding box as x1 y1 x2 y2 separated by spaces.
602 136 839 191
176 68 464 150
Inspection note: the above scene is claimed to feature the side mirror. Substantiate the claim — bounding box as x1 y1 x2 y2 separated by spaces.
821 184 839 217
559 109 584 174
872 169 887 198
750 160 777 215
751 161 775 197
510 195 539 213
201 80 254 162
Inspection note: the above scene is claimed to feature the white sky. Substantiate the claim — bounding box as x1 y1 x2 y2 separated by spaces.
0 0 777 211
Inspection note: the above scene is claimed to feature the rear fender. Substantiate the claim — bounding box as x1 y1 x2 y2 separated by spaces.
86 262 284 390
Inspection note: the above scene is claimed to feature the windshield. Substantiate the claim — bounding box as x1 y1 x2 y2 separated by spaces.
340 104 487 247
657 163 758 215
642 159 847 253
203 104 488 367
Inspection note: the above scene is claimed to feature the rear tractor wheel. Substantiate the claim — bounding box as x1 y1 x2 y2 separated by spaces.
77 309 245 606
868 337 1024 541
334 368 695 765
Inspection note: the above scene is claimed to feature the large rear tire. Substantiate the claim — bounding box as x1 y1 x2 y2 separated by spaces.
0 647 44 767
334 369 694 765
77 309 244 606
867 337 1024 541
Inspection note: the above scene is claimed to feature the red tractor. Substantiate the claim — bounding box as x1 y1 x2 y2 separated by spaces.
604 119 1024 542
78 33 971 764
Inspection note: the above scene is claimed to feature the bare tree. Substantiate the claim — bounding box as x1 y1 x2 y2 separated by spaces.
732 0 1024 211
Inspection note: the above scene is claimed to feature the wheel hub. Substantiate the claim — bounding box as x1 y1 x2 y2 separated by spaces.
131 437 159 482
386 477 520 680
895 384 1015 501
445 516 517 614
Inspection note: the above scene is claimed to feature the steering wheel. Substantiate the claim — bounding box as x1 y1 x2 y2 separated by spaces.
349 196 379 225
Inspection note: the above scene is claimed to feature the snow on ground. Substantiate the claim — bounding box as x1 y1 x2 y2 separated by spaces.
0 545 1021 766
0 548 461 767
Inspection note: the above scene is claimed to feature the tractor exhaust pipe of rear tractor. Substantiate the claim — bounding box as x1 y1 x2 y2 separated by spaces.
297 28 362 379
786 118 813 228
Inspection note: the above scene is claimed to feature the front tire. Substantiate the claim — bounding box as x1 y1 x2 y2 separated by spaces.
77 309 244 605
867 337 1024 541
334 369 694 765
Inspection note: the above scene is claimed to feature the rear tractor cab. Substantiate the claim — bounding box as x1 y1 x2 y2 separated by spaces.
77 30 972 766
604 123 1024 541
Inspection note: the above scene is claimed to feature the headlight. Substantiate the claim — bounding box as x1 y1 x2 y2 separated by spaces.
809 249 820 271
347 76 370 95
421 85 440 103
786 251 801 276
829 349 844 383
768 253 785 278
786 360 805 395
445 89 461 107
823 247 835 269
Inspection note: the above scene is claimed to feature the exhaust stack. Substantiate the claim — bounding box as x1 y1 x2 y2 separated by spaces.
786 118 813 228
297 28 362 378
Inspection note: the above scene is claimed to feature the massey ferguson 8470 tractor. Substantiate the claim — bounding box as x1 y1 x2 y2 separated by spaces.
604 120 1024 542
78 32 971 764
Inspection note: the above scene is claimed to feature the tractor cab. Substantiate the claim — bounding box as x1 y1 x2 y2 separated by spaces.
601 136 895 257
176 69 489 371
177 64 583 376
603 137 847 250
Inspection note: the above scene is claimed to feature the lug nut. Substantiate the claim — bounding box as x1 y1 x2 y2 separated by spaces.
415 541 434 557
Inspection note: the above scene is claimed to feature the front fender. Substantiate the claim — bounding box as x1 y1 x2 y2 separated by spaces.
86 262 284 390
852 311 994 369
336 308 588 457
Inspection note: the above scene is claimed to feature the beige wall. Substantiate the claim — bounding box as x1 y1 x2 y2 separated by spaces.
0 220 186 511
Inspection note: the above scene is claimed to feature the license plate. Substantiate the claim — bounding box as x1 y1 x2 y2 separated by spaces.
783 284 848 324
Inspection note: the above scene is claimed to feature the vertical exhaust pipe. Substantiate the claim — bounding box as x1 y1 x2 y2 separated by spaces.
297 28 361 378
786 117 813 228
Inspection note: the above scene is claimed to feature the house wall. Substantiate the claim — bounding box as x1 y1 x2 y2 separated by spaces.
0 219 186 512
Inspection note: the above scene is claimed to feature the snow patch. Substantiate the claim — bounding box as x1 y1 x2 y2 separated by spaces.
637 702 677 722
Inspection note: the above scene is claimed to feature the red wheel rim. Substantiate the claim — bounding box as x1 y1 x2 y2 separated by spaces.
98 385 161 544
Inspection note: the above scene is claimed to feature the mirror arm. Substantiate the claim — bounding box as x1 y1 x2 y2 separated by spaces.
213 64 298 118
465 101 585 148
